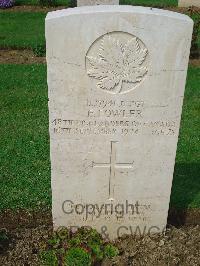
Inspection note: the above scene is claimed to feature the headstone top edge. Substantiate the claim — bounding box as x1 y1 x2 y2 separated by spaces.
46 5 193 24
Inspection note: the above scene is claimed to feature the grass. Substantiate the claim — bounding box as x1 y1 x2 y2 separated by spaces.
0 64 51 210
121 0 178 7
0 8 199 52
14 0 178 7
170 67 200 209
0 64 199 211
0 12 45 49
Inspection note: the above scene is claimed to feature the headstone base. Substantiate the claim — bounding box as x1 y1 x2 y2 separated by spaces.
77 0 119 6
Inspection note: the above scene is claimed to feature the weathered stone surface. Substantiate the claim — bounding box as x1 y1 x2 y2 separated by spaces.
77 0 119 6
179 0 200 7
46 6 193 240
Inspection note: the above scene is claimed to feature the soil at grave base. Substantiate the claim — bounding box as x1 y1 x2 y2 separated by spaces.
0 49 46 64
166 6 200 13
1 5 67 12
0 49 200 66
189 59 200 67
0 209 200 265
1 5 200 13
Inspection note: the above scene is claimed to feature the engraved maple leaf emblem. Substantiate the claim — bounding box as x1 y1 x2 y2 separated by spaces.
86 35 148 94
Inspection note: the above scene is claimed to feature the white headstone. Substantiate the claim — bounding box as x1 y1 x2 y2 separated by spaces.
46 6 193 240
77 0 119 6
179 0 200 7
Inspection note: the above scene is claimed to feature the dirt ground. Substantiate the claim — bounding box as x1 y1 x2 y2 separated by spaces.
1 5 67 12
0 49 200 66
104 225 200 266
1 5 199 13
189 59 200 67
0 209 200 265
167 6 200 13
0 3 199 15
0 223 200 265
0 49 46 64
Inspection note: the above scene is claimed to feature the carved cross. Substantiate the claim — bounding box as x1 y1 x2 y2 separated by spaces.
92 141 134 199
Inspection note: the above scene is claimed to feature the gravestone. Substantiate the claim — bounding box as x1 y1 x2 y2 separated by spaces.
77 0 119 6
46 6 193 240
179 0 200 7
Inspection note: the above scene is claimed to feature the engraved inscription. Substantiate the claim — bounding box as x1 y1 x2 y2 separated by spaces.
87 98 144 118
52 119 176 136
86 32 149 94
92 141 134 199
52 98 176 136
